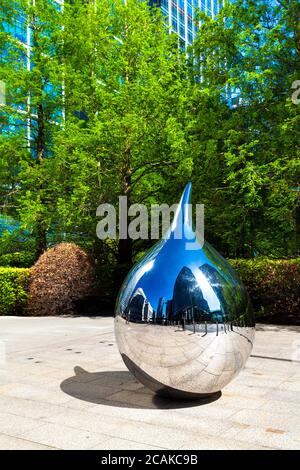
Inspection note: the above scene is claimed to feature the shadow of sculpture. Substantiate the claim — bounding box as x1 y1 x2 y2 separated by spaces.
60 366 221 410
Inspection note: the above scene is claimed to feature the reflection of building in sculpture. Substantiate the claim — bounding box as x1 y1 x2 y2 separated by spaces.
157 297 175 324
125 288 154 323
122 265 227 325
166 299 173 322
172 267 210 324
119 258 156 315
199 264 226 311
157 297 166 323
121 262 252 328
198 263 230 322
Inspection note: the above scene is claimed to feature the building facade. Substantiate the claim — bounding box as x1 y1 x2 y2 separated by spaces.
1 0 228 141
156 0 224 47
0 0 64 141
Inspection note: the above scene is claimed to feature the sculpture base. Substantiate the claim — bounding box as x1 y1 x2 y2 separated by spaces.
122 353 219 400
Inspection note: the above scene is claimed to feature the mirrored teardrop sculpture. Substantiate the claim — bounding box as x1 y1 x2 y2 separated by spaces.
115 183 255 399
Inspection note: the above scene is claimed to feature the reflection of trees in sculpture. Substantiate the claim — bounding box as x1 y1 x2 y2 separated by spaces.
203 244 243 292
199 262 254 327
199 245 249 324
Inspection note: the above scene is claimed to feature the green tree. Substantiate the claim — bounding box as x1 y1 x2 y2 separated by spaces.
191 0 300 257
0 0 63 257
53 0 193 264
1 0 298 265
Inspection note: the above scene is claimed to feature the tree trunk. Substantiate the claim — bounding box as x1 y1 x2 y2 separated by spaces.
35 221 47 260
294 199 300 256
33 13 47 259
34 98 47 259
117 237 133 265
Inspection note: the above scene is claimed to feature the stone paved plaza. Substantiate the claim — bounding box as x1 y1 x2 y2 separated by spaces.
0 316 300 450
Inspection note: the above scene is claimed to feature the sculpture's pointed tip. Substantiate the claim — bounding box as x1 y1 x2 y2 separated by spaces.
180 182 192 207
169 182 193 236
182 181 192 204
179 182 193 229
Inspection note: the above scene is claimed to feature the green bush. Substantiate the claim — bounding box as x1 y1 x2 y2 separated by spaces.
0 267 30 315
0 252 35 268
230 258 300 323
0 258 299 322
95 259 300 323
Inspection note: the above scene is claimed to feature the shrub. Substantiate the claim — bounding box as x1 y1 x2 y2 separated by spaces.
0 251 35 268
230 258 300 324
0 268 30 315
95 259 300 323
28 243 96 316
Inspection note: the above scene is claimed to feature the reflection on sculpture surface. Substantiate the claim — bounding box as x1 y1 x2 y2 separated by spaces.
115 183 255 398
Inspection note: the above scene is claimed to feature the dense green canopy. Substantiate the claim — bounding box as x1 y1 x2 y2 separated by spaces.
0 0 299 262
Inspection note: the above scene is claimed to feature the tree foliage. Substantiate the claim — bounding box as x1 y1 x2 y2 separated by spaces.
0 0 299 263
190 0 300 256
0 0 63 257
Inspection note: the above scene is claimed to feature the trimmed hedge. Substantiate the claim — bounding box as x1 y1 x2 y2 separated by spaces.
95 259 300 324
230 258 300 324
0 258 299 322
0 252 35 268
0 267 30 315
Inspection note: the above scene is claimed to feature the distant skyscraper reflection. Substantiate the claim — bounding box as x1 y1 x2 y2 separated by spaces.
121 259 251 330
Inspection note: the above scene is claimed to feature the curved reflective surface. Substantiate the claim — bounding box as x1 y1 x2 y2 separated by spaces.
115 183 255 398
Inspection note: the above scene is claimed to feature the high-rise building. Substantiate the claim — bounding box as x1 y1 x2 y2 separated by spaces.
0 0 63 142
154 0 224 47
1 0 227 143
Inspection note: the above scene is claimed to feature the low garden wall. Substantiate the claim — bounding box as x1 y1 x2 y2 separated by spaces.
0 258 299 324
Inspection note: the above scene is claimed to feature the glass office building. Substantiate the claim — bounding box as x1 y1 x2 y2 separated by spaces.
1 0 228 138
157 0 224 47
0 0 64 142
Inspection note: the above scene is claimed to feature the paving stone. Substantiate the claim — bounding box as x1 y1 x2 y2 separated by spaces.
0 395 65 420
229 426 300 450
229 409 300 432
20 422 111 450
0 433 56 450
0 411 41 436
44 407 189 449
179 435 273 450
91 437 165 450
0 316 299 450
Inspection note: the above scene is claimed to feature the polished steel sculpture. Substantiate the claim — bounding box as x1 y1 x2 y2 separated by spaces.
115 183 255 398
